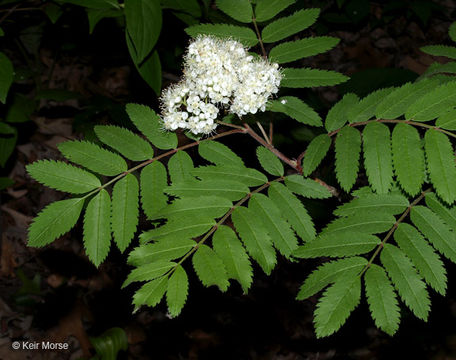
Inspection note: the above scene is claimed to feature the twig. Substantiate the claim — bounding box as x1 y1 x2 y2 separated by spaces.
256 121 271 144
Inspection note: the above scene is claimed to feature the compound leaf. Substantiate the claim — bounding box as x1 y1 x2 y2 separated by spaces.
425 192 456 231
199 141 244 167
166 265 189 317
192 165 267 187
166 179 249 201
325 93 359 132
215 0 252 23
168 150 194 184
254 0 295 22
140 161 168 219
285 175 332 199
322 212 396 235
421 45 456 60
348 87 394 123
269 37 339 64
256 146 284 176
267 96 322 126
185 24 258 47
281 68 348 88
301 134 331 176
123 261 175 288
128 238 196 266
133 276 168 310
334 193 408 217
335 126 361 192
192 244 229 291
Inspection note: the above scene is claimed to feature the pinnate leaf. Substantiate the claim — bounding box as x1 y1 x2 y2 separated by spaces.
256 146 284 176
168 151 194 184
199 141 244 167
215 0 252 23
192 165 267 187
281 68 348 88
166 179 249 201
128 239 195 266
325 93 359 132
322 212 396 235
166 265 189 317
285 175 332 199
192 244 229 291
301 134 331 176
140 161 168 219
334 193 408 217
348 87 394 123
267 96 322 126
254 0 295 22
425 192 456 231
123 261 175 288
185 24 258 47
269 37 339 64
335 126 361 192
133 276 168 310
421 45 456 60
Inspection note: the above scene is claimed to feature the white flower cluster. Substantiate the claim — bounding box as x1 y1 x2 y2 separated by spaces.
160 35 282 134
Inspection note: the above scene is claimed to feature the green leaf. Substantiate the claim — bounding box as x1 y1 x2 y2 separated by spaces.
161 0 201 17
325 93 359 132
301 134 331 176
0 121 16 167
89 327 128 360
267 96 322 126
26 160 100 194
364 264 400 336
128 239 196 266
436 109 456 130
249 194 298 258
215 0 252 22
166 179 248 201
212 225 253 293
192 244 229 291
405 81 456 121
132 49 162 95
285 175 332 199
334 193 408 217
421 45 456 60
322 212 396 235
294 231 379 258
363 122 393 194
296 257 367 300
125 103 177 150
125 0 162 63
83 190 111 267
232 206 276 274
411 205 456 263
94 125 154 161
394 223 447 295
450 22 456 42
140 162 168 219
28 198 85 247
269 37 339 64
268 182 316 241
192 165 267 187
0 52 13 103
254 0 295 22
335 126 361 192
375 79 438 119
256 146 284 176
381 244 430 321
87 8 122 33
392 123 425 196
199 141 244 167
424 130 456 204
262 8 320 43
123 261 175 288
348 87 394 123
166 265 189 317
281 68 348 88
425 192 456 231
159 196 231 222
57 0 119 9
168 151 194 184
133 276 168 310
185 24 258 47
314 272 361 338
58 141 127 176
111 174 139 252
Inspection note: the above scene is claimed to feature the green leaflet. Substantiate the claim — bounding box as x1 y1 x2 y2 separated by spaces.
0 122 16 167
199 141 244 167
301 134 331 176
420 45 456 60
192 244 229 292
334 193 408 217
89 328 128 360
185 24 258 47
157 196 231 220
422 62 456 78
192 165 267 187
425 192 456 231
394 223 447 295
112 174 139 252
424 130 456 204
254 0 295 22
348 87 394 123
410 205 456 263
392 123 425 196
212 225 253 293
28 197 85 247
380 244 430 321
284 175 332 199
125 103 177 150
293 232 380 258
94 125 154 161
322 212 396 235
450 22 456 42
364 264 400 336
127 239 196 266
58 140 127 176
166 179 249 201
436 109 456 130
161 0 201 17
296 257 367 300
269 37 339 64
123 261 175 288
262 8 320 43
249 194 298 259
231 206 276 274
375 79 438 119
166 265 189 317
133 276 168 310
281 68 348 88
84 190 112 267
0 52 13 104
314 272 361 338
267 96 322 126
335 126 361 192
268 182 316 242
27 160 100 194
140 162 168 219
256 146 284 176
363 122 393 194
405 81 456 121
168 150 194 184
215 0 252 23
325 93 359 132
